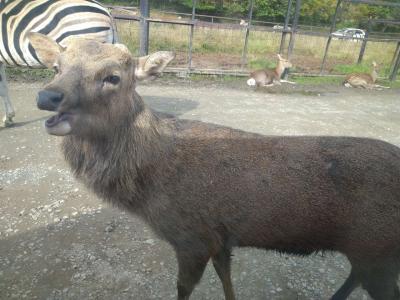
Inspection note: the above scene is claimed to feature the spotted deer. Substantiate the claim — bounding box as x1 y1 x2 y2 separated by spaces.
343 61 389 89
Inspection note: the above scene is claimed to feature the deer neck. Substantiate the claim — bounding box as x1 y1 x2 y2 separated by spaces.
371 67 378 83
62 93 172 210
275 61 286 79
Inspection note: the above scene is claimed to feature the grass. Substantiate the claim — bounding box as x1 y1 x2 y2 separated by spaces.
291 75 344 85
6 67 54 81
291 74 400 88
116 18 399 76
5 19 399 86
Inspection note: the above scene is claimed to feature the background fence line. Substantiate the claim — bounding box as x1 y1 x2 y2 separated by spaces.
109 0 400 80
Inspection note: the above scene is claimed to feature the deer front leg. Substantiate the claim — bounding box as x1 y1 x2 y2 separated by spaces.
280 79 296 84
176 250 209 300
0 63 15 127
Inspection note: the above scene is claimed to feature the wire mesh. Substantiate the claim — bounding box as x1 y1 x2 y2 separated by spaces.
111 2 400 78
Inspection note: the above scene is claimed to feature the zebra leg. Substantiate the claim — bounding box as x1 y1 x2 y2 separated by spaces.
0 63 15 127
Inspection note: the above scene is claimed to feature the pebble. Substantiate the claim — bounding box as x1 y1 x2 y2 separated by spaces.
144 239 155 245
105 225 115 233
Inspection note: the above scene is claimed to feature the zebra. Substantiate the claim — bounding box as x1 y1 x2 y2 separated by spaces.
1 0 117 126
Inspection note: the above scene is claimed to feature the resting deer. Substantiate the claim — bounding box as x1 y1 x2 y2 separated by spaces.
31 32 400 300
343 61 389 89
247 54 295 87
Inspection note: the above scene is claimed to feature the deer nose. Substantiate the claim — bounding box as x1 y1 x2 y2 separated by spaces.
36 90 64 111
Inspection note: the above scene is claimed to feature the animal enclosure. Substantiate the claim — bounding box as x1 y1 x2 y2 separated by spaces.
110 0 400 79
1 79 400 300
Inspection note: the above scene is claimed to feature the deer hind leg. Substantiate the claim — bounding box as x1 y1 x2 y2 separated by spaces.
212 246 235 300
331 268 360 300
345 259 400 300
359 264 400 300
176 250 210 300
0 63 15 127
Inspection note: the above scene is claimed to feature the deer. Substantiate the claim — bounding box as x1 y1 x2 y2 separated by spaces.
247 54 295 87
30 32 400 300
343 61 390 89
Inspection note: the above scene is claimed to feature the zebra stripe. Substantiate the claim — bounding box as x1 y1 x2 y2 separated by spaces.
0 0 116 67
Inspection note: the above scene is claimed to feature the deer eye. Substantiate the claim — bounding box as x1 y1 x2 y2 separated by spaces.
103 75 120 85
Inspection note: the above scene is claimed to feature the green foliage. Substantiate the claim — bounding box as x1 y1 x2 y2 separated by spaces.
254 0 287 20
333 63 397 78
100 0 400 29
333 63 372 74
248 58 274 70
100 0 137 6
291 75 344 85
301 0 336 24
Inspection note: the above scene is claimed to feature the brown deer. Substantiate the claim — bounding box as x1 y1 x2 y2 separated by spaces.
343 61 389 89
30 32 400 300
247 54 295 87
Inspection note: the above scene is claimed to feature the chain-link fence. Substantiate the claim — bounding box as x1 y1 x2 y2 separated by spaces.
110 2 400 80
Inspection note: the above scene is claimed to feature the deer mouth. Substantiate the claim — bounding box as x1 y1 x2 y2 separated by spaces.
45 112 73 136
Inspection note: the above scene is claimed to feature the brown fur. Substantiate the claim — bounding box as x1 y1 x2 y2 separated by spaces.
248 54 292 86
343 61 378 88
31 35 400 300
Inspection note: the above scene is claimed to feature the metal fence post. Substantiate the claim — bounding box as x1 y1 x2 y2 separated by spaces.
241 0 254 68
279 0 294 55
283 0 301 80
357 19 371 64
188 0 196 72
320 0 342 74
139 0 149 56
389 41 400 74
287 0 301 60
390 42 400 81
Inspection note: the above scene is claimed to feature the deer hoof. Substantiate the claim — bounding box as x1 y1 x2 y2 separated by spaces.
3 115 14 127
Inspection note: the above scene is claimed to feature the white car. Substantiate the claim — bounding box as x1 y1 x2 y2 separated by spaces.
332 28 365 40
273 24 291 32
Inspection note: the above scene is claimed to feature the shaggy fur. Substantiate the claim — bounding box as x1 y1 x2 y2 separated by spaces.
32 35 400 300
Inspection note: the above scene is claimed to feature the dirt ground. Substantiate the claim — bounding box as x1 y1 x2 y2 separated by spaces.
1 79 400 300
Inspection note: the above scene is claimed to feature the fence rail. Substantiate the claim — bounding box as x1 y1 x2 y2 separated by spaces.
109 2 400 80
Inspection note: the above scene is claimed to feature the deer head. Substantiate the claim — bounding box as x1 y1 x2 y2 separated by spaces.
28 32 174 137
277 54 292 69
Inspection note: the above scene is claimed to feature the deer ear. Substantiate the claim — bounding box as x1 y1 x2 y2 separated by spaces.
27 32 63 68
134 51 175 81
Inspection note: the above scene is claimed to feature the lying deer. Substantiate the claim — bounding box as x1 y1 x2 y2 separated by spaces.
343 61 389 89
247 54 295 87
30 32 400 300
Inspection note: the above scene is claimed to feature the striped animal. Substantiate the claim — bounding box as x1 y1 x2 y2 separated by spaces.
1 0 117 126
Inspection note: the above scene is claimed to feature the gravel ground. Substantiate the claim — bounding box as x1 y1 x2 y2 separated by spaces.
1 79 400 300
